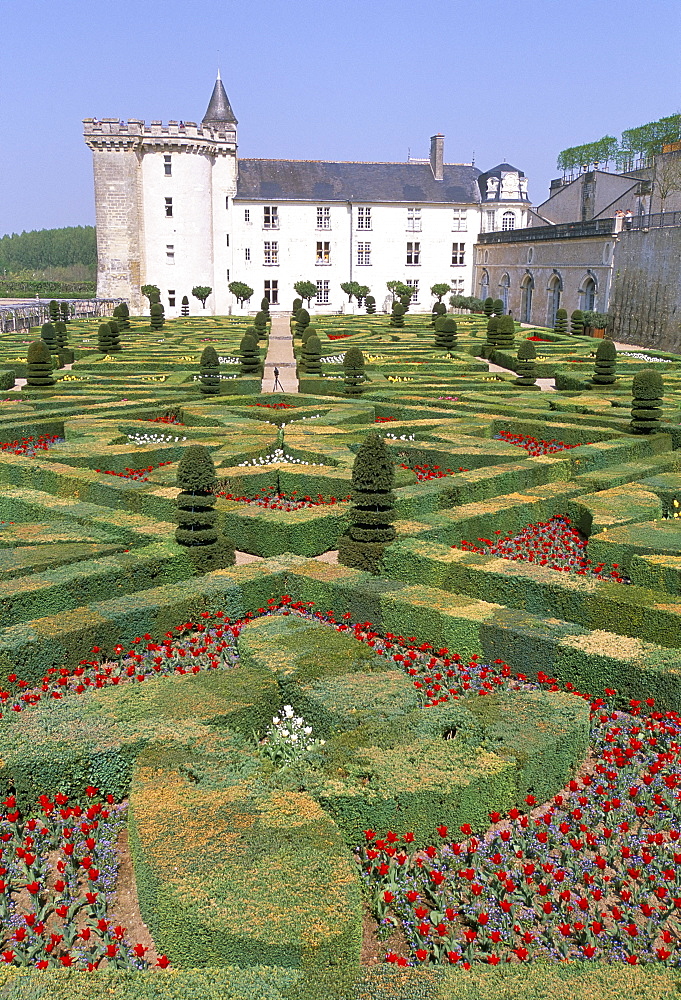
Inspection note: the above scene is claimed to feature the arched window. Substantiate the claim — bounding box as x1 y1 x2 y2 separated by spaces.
499 273 511 313
520 273 534 324
502 212 516 231
479 269 490 301
546 274 562 328
579 275 597 312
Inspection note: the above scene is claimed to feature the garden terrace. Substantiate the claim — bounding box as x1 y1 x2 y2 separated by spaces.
0 310 680 997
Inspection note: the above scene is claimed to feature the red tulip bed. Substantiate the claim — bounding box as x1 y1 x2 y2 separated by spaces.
93 462 174 483
527 336 553 343
248 402 294 410
2 598 679 972
215 487 351 511
148 413 183 425
453 514 629 583
495 431 588 456
375 417 397 423
401 463 470 481
0 435 62 457
327 333 352 340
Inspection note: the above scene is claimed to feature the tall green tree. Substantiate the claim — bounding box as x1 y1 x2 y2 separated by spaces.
192 286 212 309
228 281 254 307
294 281 317 306
338 432 396 574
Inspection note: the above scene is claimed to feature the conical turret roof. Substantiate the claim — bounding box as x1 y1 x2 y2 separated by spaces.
202 71 238 126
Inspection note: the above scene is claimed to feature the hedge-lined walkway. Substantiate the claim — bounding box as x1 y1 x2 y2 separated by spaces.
262 314 298 393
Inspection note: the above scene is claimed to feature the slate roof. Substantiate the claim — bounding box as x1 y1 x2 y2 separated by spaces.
202 74 238 126
477 162 529 201
235 159 482 204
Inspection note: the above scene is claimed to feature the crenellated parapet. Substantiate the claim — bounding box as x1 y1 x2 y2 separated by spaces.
83 118 236 157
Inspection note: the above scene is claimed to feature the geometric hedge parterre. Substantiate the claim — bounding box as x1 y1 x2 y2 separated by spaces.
1 310 681 998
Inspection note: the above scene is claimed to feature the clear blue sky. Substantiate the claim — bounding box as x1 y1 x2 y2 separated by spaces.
2 0 680 237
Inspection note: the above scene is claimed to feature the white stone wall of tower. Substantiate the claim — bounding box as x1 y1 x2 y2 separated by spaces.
141 149 215 316
211 152 239 315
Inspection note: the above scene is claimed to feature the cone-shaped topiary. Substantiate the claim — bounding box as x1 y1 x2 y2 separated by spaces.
150 302 165 330
486 316 500 348
483 297 494 317
254 311 269 338
570 309 584 337
390 302 405 328
54 321 68 349
399 293 411 313
495 315 515 350
630 368 664 434
338 432 396 574
98 322 114 353
175 445 235 572
26 340 55 389
239 335 261 376
48 300 60 323
343 347 365 396
554 308 568 334
292 297 303 314
181 295 189 317
41 323 57 350
493 298 504 317
592 339 617 385
434 316 457 351
108 318 122 352
431 302 447 326
514 339 537 386
260 296 270 315
199 345 221 394
113 303 131 331
302 334 323 375
365 295 376 314
60 302 70 323
295 308 310 336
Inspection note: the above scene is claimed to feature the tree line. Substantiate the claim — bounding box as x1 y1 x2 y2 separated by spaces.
0 226 97 274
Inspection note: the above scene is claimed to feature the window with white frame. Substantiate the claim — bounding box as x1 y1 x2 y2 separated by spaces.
452 242 465 265
406 241 421 265
166 244 174 264
264 206 279 229
407 207 421 231
316 241 330 264
356 207 372 230
244 248 251 262
316 279 330 304
502 211 516 231
452 208 467 231
406 279 419 303
485 209 495 232
244 209 251 223
164 155 172 176
264 241 278 265
165 197 173 218
451 276 465 295
316 206 331 229
168 289 176 307
356 242 371 265
264 280 278 305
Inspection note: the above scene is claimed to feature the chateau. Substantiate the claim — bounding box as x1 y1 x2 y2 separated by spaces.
83 75 531 316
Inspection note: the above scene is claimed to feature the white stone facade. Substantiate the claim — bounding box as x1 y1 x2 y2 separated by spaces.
84 82 531 317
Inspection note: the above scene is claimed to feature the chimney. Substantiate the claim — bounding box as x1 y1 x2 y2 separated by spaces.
430 134 444 181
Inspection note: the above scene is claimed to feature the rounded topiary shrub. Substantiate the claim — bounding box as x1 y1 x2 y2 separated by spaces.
365 295 376 315
199 345 221 395
343 347 365 396
431 302 447 326
514 339 537 386
175 445 235 572
108 318 122 352
239 335 261 376
483 297 494 317
302 334 323 376
181 295 189 317
26 340 55 389
41 323 57 350
495 315 515 350
492 298 504 317
97 322 114 353
630 368 664 434
292 297 303 314
54 321 68 349
48 300 60 323
150 303 165 330
486 316 500 347
554 308 568 334
301 324 317 346
60 302 70 324
254 311 269 338
338 432 396 575
434 317 457 351
592 339 617 385
570 309 585 337
260 296 270 315
390 302 405 328
295 308 310 336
